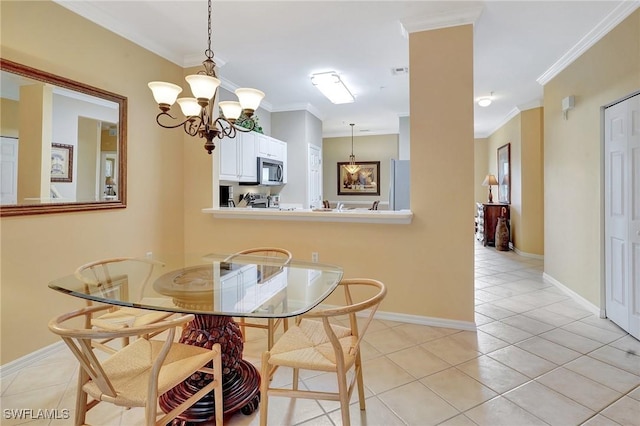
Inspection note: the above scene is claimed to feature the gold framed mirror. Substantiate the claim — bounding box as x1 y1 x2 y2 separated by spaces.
0 59 127 216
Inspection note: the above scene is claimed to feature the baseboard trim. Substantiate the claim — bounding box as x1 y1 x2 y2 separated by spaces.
315 303 477 331
512 246 544 260
374 309 477 331
0 341 66 378
542 272 600 316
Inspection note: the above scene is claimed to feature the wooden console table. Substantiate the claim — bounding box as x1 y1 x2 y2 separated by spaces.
476 203 510 247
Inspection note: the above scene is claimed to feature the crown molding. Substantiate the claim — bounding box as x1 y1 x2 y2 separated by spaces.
400 5 484 34
475 98 544 138
271 103 325 121
54 1 184 66
537 1 640 86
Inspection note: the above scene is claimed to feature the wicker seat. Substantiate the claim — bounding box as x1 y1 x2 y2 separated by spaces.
225 247 293 350
259 278 387 426
48 305 223 426
74 257 172 353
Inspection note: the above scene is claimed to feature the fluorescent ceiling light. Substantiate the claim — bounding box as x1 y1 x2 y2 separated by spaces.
311 72 354 104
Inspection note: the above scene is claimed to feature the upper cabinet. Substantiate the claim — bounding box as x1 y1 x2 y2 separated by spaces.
257 134 286 163
219 132 257 182
220 133 287 184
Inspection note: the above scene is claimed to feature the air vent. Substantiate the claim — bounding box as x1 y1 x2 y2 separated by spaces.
391 67 409 75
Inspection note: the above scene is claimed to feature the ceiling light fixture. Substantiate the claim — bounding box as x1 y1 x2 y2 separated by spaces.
344 123 360 174
311 72 355 104
477 92 494 107
147 0 264 154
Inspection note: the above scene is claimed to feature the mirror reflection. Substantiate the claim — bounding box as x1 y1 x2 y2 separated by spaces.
0 59 127 216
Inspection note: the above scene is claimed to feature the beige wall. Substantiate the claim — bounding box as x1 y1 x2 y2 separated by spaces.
488 114 522 246
474 138 489 204
544 10 640 307
1 1 187 363
484 107 544 256
0 98 19 137
322 133 398 206
1 3 475 364
185 25 475 324
519 108 544 255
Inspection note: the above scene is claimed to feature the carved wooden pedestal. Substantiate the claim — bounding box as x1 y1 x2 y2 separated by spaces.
159 315 260 424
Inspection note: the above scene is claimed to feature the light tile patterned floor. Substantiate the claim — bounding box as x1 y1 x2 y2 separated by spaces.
1 242 639 425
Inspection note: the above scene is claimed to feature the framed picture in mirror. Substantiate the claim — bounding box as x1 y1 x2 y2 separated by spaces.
50 143 73 182
497 143 511 204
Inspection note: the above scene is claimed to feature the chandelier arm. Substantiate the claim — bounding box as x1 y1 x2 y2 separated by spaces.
155 111 201 131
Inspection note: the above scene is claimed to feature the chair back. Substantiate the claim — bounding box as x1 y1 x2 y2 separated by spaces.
304 278 386 355
226 247 292 282
75 257 165 302
48 305 194 398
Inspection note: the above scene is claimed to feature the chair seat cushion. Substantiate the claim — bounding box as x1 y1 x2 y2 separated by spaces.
268 319 357 372
82 339 213 407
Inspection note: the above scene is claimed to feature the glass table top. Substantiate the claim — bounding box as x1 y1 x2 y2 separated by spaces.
48 253 343 318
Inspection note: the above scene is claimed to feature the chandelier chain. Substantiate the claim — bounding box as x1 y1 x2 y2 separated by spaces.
205 0 213 60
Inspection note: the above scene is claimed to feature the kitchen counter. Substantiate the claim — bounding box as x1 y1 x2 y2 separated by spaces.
202 207 413 225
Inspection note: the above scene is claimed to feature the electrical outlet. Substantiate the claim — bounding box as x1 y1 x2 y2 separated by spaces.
146 251 153 259
311 252 319 263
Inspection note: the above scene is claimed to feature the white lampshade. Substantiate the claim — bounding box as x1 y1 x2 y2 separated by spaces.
219 101 242 120
177 98 201 117
235 88 265 111
185 74 221 100
148 81 182 106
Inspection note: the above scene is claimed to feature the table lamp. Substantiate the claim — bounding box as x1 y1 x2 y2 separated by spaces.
482 174 498 203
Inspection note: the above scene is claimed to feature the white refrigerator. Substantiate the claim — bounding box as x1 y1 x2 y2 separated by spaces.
389 159 410 210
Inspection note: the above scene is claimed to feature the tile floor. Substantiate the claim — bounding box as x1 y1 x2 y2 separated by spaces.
1 242 639 425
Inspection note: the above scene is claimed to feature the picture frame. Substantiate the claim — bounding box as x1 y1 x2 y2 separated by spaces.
497 143 511 204
337 161 380 196
51 143 73 182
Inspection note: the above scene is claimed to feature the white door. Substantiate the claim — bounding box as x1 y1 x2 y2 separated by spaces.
604 93 640 339
0 137 19 205
307 144 322 209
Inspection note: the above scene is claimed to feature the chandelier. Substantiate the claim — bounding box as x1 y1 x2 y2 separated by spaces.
147 0 264 154
344 123 360 174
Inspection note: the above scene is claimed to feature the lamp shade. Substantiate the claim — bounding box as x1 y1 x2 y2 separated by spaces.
177 98 202 117
219 101 243 120
148 81 182 106
482 174 498 186
185 74 221 100
235 88 265 111
105 176 115 186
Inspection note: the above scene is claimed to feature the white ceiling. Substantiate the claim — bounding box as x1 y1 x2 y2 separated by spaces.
54 0 638 138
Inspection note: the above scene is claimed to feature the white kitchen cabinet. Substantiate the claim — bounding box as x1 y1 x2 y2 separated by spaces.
219 132 257 182
216 264 258 312
257 134 287 184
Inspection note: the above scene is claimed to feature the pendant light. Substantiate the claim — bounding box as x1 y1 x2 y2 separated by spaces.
344 123 360 174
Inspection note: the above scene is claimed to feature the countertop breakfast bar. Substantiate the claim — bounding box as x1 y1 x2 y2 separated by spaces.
203 207 413 224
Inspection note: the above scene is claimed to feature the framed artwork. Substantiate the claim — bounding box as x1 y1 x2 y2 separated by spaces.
51 143 73 182
337 161 380 196
497 143 511 204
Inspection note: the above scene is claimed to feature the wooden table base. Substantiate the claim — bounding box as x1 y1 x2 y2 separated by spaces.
159 315 260 424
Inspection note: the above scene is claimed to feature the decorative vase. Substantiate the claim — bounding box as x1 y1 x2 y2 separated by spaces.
495 207 510 251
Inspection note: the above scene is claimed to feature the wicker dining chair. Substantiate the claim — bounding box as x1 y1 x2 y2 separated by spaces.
74 257 172 353
259 278 387 426
48 305 223 426
225 247 293 350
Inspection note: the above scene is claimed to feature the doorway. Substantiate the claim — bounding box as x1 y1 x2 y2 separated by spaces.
604 92 640 339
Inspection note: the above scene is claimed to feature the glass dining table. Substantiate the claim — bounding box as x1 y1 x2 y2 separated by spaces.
48 252 343 423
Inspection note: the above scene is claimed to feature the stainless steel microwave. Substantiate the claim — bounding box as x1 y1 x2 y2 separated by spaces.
257 157 283 185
